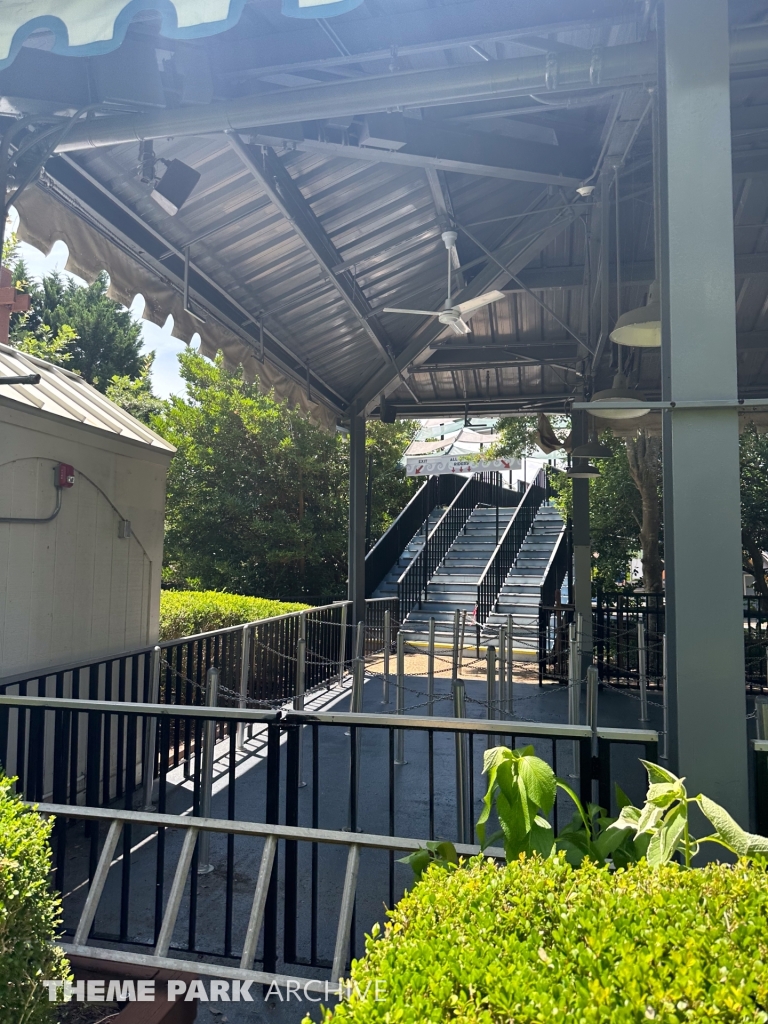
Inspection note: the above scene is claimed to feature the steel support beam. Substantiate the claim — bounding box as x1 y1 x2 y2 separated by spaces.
227 134 391 368
658 0 748 820
249 116 589 187
348 414 366 626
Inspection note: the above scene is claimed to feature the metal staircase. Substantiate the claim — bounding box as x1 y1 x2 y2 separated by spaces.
401 505 518 638
370 507 446 599
483 505 566 656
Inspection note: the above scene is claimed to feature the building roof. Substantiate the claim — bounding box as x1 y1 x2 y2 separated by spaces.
3 1 768 427
0 344 176 452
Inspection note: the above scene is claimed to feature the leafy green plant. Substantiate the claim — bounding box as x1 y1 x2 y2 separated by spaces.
403 750 768 879
611 760 768 868
159 590 309 640
0 776 70 1022
312 855 768 1023
398 841 458 880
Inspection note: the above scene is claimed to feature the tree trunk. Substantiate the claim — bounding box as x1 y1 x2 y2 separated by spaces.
744 531 768 597
625 431 663 593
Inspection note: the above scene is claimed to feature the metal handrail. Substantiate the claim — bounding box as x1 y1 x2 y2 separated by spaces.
0 693 659 742
475 469 546 626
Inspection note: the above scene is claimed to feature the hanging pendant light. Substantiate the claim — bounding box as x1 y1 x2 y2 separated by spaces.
571 439 613 459
610 281 661 348
590 372 650 420
566 462 601 479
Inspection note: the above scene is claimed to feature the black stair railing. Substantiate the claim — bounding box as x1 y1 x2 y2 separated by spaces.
540 519 570 610
475 469 547 628
365 475 463 597
397 472 518 621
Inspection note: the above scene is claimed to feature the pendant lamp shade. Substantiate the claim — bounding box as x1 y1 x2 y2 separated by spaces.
609 282 661 348
566 463 600 479
589 373 650 420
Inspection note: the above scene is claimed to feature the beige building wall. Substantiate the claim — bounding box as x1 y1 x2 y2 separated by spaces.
0 399 172 677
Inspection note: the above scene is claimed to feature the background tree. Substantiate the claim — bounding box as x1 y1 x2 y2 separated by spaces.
625 431 663 592
740 422 768 597
153 351 417 601
550 433 646 591
105 353 165 424
365 420 419 549
8 262 145 389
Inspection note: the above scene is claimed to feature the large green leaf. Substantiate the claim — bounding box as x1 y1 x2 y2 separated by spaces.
646 782 680 808
640 760 682 787
517 754 556 814
699 794 768 857
635 801 664 836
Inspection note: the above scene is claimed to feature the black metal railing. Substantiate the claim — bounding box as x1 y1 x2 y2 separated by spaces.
364 596 400 656
365 476 463 598
0 694 658 979
756 740 768 836
595 591 666 688
538 604 575 684
475 470 547 628
398 473 519 621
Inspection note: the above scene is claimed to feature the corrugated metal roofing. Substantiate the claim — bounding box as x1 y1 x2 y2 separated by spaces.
0 345 175 452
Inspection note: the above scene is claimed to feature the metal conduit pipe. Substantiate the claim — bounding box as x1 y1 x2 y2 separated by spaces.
53 27 768 155
56 42 658 152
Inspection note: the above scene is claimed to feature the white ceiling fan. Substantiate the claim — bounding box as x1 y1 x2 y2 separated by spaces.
383 230 505 336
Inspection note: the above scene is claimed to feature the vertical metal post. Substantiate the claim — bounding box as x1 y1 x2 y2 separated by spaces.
486 643 497 750
498 625 507 721
236 625 251 751
756 697 768 742
197 666 218 874
382 608 390 704
452 677 469 844
660 635 669 760
350 622 364 713
338 603 348 686
586 665 599 752
141 646 161 809
506 614 514 718
348 415 366 626
394 631 405 765
427 617 435 715
458 609 468 675
568 622 580 777
637 620 649 725
295 629 307 788
657 0 748 819
451 608 461 682
571 413 593 678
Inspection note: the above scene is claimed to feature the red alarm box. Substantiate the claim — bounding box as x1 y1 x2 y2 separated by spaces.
56 463 75 488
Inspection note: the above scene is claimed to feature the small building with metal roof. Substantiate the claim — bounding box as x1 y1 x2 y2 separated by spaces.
0 344 175 677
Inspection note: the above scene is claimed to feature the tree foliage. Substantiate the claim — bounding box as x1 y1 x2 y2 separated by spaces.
153 351 416 601
740 422 768 596
9 263 145 390
551 433 645 591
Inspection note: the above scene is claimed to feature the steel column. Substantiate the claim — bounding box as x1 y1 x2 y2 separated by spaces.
348 414 367 626
658 0 748 819
571 412 593 676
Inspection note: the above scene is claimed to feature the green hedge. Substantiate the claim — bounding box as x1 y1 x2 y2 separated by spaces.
0 777 69 1023
317 855 768 1023
159 590 310 640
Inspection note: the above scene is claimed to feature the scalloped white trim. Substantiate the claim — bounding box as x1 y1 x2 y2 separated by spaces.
0 0 233 61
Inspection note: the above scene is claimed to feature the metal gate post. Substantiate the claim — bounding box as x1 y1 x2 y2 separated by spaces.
141 646 161 809
637 620 649 725
382 608 390 704
427 617 435 715
394 631 406 765
237 626 252 751
197 666 219 874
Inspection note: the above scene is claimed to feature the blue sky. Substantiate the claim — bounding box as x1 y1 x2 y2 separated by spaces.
9 210 189 399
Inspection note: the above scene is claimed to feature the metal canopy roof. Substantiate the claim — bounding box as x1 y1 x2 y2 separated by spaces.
3 0 768 426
